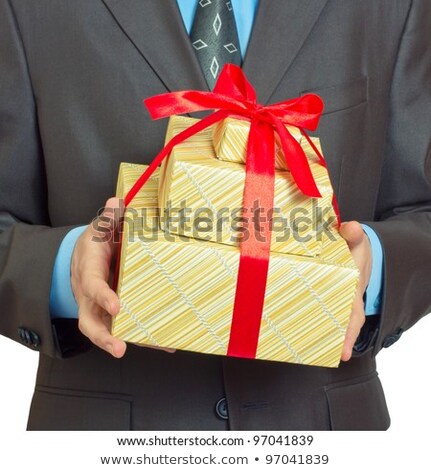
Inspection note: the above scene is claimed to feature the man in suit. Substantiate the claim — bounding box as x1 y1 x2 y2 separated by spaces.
0 0 430 430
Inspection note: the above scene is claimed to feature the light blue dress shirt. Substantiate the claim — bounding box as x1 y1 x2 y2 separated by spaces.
49 0 382 319
361 224 384 314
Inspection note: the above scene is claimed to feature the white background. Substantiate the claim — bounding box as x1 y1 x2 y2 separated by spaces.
0 315 430 469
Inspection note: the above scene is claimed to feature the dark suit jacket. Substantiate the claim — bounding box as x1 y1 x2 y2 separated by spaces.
0 0 430 430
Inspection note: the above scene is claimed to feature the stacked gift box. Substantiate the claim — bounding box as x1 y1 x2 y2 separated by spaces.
112 115 359 368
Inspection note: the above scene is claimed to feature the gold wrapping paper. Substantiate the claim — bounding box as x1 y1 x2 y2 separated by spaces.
113 163 359 368
159 116 334 258
213 117 302 170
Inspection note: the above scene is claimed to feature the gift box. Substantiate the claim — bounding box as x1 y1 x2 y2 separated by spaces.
158 116 334 257
112 64 360 368
113 162 359 367
213 117 302 170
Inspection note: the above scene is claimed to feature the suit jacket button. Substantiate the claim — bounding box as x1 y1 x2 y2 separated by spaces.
382 328 403 348
18 327 25 342
215 398 229 420
29 330 41 348
18 327 30 345
18 327 27 343
23 329 32 345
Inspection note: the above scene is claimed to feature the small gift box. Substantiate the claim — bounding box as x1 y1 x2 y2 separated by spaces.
113 163 359 367
213 117 302 170
158 116 334 257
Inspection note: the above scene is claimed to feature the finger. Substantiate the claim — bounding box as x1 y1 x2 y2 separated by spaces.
341 295 365 362
81 274 120 315
339 221 365 249
78 302 127 358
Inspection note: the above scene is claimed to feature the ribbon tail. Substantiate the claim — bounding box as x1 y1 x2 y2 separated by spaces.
300 130 341 228
124 109 231 207
300 129 326 167
271 117 321 198
227 120 275 359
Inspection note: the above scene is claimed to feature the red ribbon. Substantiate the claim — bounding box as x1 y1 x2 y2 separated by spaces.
123 64 335 359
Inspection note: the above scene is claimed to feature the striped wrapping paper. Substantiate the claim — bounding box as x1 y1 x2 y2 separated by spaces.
213 116 302 170
159 116 334 258
113 163 359 367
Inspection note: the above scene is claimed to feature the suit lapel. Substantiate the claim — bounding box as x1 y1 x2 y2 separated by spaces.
101 0 208 92
101 0 328 102
243 0 329 104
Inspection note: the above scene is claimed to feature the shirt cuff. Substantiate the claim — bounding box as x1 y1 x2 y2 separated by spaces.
361 224 384 316
49 226 87 319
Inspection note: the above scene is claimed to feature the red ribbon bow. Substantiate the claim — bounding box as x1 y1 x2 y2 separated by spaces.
123 64 332 359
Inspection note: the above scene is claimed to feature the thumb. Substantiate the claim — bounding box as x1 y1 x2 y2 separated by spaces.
102 197 124 230
91 197 124 243
339 221 365 248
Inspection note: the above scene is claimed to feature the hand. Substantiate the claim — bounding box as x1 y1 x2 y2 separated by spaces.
339 221 373 361
71 197 175 358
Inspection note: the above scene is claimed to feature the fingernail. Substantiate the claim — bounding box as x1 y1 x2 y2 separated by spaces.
107 343 114 355
104 301 112 314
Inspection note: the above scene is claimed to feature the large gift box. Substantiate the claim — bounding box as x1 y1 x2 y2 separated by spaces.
111 64 359 368
113 163 358 367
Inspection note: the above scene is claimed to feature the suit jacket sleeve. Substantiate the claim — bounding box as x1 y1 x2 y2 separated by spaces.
0 0 90 358
364 0 431 356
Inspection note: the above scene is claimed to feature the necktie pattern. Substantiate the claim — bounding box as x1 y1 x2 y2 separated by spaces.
190 0 242 89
